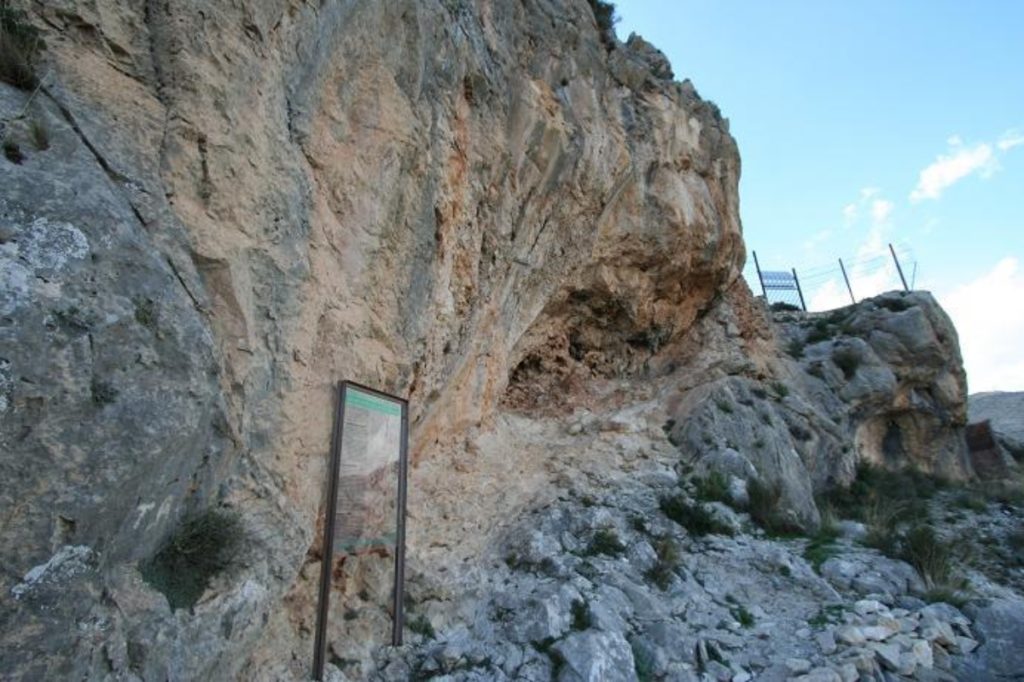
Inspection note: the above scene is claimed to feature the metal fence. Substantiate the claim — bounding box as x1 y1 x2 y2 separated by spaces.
749 242 917 312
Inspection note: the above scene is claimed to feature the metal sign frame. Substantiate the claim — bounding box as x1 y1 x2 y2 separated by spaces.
312 380 409 681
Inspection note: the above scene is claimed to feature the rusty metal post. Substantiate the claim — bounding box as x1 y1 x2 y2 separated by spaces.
391 401 409 647
839 258 856 304
313 382 347 681
752 250 767 298
792 268 807 312
889 243 909 291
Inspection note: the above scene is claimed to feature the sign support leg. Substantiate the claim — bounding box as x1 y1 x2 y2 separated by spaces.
312 382 347 681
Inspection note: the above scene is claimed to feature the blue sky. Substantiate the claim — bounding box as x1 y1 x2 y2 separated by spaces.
615 0 1024 392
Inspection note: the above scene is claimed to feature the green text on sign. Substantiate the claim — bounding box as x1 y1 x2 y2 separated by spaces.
346 387 402 416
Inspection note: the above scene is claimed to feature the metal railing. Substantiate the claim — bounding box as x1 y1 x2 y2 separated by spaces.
749 242 916 312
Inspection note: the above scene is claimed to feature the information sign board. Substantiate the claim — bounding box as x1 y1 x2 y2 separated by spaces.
312 381 409 681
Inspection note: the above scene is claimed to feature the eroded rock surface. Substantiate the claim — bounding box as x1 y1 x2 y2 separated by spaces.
0 1 999 680
662 291 970 532
2 0 743 678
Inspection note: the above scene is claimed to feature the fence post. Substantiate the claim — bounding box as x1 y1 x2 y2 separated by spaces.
838 258 856 304
752 250 767 298
889 243 909 291
792 268 807 312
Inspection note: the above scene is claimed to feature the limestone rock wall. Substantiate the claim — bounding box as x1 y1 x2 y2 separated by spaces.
665 290 971 531
0 0 742 678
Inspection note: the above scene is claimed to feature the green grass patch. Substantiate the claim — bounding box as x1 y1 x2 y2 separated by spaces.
823 462 940 528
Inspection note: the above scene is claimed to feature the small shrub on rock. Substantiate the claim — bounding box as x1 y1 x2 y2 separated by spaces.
0 6 44 90
785 338 805 359
659 494 731 537
825 462 938 527
805 318 833 344
408 614 436 639
832 346 861 379
90 378 118 405
30 118 48 150
730 604 755 627
645 536 680 590
140 509 243 610
863 497 906 555
803 524 841 571
585 527 625 556
902 524 953 589
570 599 591 630
586 0 618 35
695 471 730 504
877 297 911 313
3 137 23 164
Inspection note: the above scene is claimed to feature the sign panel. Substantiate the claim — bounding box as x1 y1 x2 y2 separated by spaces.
334 388 403 552
313 381 409 681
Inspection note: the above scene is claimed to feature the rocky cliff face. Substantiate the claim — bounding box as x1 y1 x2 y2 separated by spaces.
1 1 741 678
0 1 975 680
664 291 970 531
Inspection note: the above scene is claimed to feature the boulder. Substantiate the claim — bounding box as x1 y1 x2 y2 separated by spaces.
954 598 1024 681
552 630 636 682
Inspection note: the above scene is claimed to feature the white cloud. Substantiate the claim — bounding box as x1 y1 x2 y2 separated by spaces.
998 129 1024 152
938 257 1024 392
806 263 903 312
806 225 905 312
843 203 858 223
860 187 880 200
809 278 851 311
870 199 893 224
909 140 995 202
802 228 832 254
